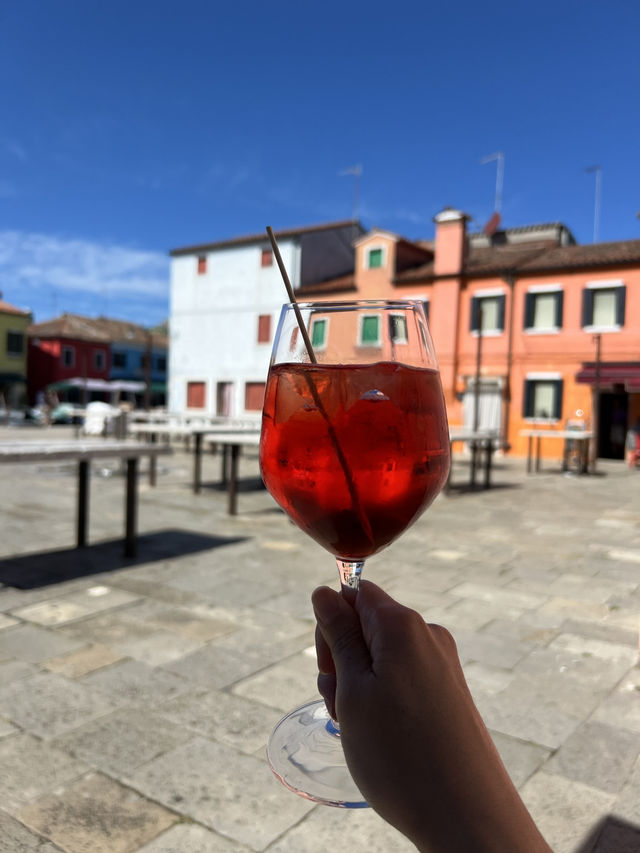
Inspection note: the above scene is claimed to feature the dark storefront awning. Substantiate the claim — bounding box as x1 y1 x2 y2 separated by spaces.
576 362 640 391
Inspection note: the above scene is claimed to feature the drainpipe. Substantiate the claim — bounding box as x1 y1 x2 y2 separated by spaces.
501 271 516 452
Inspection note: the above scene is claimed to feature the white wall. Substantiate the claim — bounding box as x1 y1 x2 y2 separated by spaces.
168 239 300 416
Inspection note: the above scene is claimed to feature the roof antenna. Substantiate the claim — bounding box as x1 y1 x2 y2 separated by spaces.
584 165 602 243
480 152 504 214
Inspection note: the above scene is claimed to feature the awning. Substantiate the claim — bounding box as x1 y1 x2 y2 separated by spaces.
576 362 640 391
47 378 147 393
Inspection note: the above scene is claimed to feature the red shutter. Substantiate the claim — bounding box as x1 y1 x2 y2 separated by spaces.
244 382 265 411
257 315 271 343
187 381 206 408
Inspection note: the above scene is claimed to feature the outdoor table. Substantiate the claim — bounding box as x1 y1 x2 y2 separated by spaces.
519 429 593 474
128 423 261 514
446 429 500 492
0 440 171 557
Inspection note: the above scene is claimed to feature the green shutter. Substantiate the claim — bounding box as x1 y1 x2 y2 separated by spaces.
311 319 326 347
368 249 383 269
361 316 379 344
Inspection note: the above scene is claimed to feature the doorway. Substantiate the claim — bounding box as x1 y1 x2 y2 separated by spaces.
598 390 628 459
216 382 234 417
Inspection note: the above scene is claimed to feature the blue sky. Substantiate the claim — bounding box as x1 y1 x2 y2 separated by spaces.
1 0 639 325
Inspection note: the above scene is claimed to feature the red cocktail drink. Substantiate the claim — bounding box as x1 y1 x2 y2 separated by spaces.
260 361 450 561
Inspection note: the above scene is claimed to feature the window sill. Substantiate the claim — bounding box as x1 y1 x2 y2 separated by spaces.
524 327 561 335
524 417 560 425
582 325 621 334
471 329 503 338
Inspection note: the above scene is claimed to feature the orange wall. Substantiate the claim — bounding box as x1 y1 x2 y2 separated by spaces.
309 233 640 459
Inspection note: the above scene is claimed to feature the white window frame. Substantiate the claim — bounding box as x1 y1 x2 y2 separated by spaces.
357 313 382 347
364 245 386 270
389 312 408 344
583 279 624 333
524 284 563 335
470 288 506 337
523 372 563 424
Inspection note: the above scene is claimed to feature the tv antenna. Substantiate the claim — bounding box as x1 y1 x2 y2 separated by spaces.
480 151 504 214
584 165 602 243
339 164 362 223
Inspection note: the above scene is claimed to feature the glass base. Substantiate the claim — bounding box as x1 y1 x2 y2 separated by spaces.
266 698 368 808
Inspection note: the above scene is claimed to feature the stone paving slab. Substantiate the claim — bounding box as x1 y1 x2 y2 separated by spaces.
0 433 639 851
136 823 251 852
0 732 88 814
17 772 177 853
0 809 64 851
126 737 315 851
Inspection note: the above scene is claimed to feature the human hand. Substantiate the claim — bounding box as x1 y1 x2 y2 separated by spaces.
312 580 550 853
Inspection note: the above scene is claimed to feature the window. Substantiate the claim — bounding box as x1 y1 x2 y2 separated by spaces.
245 382 266 411
62 345 75 368
367 248 384 269
257 314 271 343
197 255 207 275
261 249 273 267
187 381 206 408
389 314 408 344
523 377 563 421
470 293 506 334
311 318 327 349
360 315 380 346
6 330 24 356
422 300 430 322
156 355 167 372
94 349 106 370
112 352 126 369
582 282 625 330
524 288 563 332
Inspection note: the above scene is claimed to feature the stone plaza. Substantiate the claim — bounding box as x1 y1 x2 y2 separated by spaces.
0 426 638 852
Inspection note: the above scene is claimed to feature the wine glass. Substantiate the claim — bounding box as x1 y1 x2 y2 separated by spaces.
259 299 450 807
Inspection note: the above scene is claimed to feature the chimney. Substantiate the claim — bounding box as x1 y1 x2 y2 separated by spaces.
433 207 469 276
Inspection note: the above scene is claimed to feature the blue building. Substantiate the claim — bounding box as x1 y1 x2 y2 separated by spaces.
97 317 168 407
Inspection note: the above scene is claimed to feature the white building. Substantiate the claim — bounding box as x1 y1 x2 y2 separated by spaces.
168 221 363 417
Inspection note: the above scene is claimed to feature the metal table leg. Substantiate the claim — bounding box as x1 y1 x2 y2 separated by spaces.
125 457 138 558
77 460 89 547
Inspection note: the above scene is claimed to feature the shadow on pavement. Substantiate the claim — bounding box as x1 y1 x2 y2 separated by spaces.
204 476 266 494
0 530 247 590
576 815 640 852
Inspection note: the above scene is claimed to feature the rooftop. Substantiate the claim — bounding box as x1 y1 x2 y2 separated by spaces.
169 220 363 257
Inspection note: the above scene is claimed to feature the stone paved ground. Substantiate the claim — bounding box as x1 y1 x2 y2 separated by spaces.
0 425 638 852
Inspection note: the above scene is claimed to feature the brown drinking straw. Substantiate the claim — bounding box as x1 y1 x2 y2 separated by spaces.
266 226 317 364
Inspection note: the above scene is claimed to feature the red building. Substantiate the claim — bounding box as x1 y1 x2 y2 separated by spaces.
27 314 111 404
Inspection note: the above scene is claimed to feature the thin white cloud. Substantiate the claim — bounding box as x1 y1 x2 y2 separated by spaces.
0 231 169 301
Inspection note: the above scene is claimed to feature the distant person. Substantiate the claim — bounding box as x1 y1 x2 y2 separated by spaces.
313 581 552 852
626 418 640 468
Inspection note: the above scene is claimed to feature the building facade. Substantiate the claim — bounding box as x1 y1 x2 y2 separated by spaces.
168 212 640 459
27 314 168 407
168 221 362 418
303 210 640 460
0 297 32 410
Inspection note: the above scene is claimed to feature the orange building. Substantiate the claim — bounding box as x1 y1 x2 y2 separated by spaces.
298 208 640 461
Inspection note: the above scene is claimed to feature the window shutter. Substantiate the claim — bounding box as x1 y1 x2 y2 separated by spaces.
616 285 626 326
470 297 480 332
581 289 594 327
522 380 534 418
524 294 534 329
555 291 564 329
553 379 564 420
497 295 506 330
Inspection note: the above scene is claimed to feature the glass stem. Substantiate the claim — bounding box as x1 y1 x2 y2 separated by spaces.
336 559 364 591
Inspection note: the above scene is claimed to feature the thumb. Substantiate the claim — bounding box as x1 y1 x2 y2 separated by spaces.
312 586 371 678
